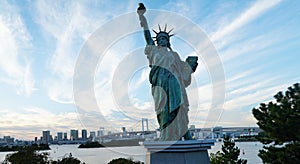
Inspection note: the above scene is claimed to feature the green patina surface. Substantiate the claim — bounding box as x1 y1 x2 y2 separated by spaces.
138 3 198 141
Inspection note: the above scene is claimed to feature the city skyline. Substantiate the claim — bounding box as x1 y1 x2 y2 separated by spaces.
1 0 300 140
1 125 261 143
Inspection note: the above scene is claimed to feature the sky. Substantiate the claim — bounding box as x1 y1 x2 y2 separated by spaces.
0 0 299 140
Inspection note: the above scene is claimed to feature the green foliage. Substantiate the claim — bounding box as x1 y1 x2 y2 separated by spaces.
210 136 247 164
3 146 49 164
52 153 83 164
258 142 300 164
78 141 104 148
108 157 144 164
252 83 300 163
3 146 84 164
0 143 50 152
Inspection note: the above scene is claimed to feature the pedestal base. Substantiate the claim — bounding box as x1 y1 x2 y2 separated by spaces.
142 140 215 164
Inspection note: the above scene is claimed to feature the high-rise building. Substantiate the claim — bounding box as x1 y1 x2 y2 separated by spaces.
63 132 67 140
70 129 78 141
97 127 104 137
82 129 87 141
3 136 14 144
57 132 63 141
122 127 126 133
90 131 96 140
42 130 50 144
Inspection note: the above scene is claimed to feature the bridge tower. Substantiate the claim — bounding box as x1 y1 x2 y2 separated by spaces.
142 118 149 132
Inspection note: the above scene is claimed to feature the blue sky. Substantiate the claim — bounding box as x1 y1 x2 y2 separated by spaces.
0 0 299 140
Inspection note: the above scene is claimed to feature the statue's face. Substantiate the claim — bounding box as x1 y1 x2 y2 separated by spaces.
157 36 169 47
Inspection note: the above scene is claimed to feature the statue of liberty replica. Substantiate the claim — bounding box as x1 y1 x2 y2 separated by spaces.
137 3 198 141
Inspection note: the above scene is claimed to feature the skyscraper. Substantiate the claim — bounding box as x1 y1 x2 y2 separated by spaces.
63 132 67 140
70 129 78 141
97 127 104 137
57 132 63 141
82 129 87 141
42 130 50 144
122 127 126 133
3 136 14 144
90 131 96 140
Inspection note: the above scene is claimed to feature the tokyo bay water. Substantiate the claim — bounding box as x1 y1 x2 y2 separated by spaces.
0 141 263 164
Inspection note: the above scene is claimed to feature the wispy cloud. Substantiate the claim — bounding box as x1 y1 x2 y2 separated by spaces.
224 82 289 112
34 1 140 104
0 1 35 96
34 1 103 103
211 0 282 43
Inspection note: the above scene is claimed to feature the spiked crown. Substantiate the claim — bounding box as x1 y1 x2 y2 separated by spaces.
152 24 174 42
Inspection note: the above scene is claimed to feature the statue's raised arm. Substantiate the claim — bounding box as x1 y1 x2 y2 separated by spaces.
137 3 154 45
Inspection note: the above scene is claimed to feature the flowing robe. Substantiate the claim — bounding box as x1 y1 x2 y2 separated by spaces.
145 45 193 140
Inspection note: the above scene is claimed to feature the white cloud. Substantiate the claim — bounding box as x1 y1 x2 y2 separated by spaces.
211 0 282 43
0 107 80 140
224 82 288 112
216 52 298 127
221 35 275 63
34 1 140 104
45 78 74 104
167 2 190 15
34 1 103 103
217 110 257 127
165 0 202 20
134 68 150 90
19 62 36 96
0 1 35 96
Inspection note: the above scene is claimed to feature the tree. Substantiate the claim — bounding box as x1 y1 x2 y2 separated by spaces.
53 153 83 164
252 83 300 163
3 146 49 164
3 146 84 164
108 157 144 164
210 136 247 164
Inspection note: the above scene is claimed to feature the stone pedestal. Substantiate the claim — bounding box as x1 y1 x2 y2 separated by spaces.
142 140 215 164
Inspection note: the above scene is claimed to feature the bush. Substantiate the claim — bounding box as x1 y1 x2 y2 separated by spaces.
108 157 144 164
3 147 84 164
210 136 247 164
3 147 49 164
